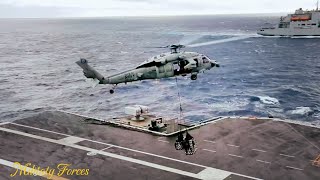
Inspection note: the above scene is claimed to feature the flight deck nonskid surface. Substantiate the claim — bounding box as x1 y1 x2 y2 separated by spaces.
0 111 319 180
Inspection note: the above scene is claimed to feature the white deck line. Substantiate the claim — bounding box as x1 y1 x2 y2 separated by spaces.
228 154 243 158
252 149 267 153
227 144 240 148
286 166 303 171
59 110 229 136
203 140 216 144
59 110 320 130
84 139 211 168
57 136 85 144
0 124 262 180
256 159 271 164
279 154 295 158
10 122 70 137
197 167 230 180
158 140 170 143
202 149 216 153
57 110 170 136
0 126 200 179
0 158 69 180
10 122 209 168
0 122 9 126
100 146 114 151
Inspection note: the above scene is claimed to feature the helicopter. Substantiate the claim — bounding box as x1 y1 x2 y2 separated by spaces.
76 44 219 94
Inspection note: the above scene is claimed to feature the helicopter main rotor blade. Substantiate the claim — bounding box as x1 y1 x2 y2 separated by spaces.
187 36 250 47
143 45 169 48
144 35 250 50
178 34 203 46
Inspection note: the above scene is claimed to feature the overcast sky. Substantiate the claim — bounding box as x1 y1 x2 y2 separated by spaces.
0 0 318 18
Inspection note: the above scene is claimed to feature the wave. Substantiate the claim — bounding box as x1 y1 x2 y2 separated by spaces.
288 107 313 115
252 96 280 105
206 96 251 112
35 83 51 87
281 88 304 96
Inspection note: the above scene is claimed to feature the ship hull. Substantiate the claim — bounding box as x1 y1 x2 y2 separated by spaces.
258 28 320 36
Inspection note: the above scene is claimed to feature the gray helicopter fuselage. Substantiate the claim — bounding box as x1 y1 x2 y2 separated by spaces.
76 51 217 85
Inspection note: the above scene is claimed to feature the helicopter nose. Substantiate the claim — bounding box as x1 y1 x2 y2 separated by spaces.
210 60 219 68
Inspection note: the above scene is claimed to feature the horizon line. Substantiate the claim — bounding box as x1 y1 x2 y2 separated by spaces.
0 12 288 19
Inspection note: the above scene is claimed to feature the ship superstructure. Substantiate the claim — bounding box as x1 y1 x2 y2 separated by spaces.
258 3 320 36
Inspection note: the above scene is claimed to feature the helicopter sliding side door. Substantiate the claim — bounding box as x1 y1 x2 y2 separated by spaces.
156 63 174 79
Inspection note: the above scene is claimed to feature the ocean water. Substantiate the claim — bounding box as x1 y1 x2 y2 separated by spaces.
0 15 319 124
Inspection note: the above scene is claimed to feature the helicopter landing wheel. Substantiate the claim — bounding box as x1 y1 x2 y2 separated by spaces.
191 74 197 80
109 84 117 94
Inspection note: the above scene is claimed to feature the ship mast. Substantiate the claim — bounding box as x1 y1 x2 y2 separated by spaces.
317 0 319 11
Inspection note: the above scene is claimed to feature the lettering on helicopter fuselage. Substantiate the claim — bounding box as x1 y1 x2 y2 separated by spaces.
124 73 135 81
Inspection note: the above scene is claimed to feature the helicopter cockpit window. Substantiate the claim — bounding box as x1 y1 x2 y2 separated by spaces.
194 58 199 67
202 57 209 63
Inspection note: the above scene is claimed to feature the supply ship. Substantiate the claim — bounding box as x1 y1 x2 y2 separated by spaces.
258 2 320 36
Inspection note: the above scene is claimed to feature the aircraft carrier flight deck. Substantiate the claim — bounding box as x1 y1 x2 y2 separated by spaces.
0 111 319 180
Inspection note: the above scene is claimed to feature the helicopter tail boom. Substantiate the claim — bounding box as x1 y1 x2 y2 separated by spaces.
76 58 107 84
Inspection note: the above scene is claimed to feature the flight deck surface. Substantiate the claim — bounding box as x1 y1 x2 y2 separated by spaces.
0 111 319 180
